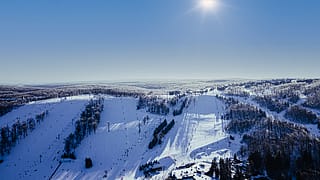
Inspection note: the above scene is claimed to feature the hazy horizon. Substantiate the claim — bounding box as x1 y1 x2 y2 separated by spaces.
1 0 319 84
2 77 319 86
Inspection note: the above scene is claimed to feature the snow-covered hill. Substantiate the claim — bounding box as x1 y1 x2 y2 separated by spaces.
0 94 239 179
0 95 93 179
2 79 320 179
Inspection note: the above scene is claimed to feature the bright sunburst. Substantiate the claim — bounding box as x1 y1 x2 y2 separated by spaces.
198 0 219 12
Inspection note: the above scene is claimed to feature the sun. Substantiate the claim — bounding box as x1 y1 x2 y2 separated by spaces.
198 0 219 12
187 0 223 20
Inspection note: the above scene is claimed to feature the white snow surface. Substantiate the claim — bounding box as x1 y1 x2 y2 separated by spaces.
0 94 240 180
0 95 93 179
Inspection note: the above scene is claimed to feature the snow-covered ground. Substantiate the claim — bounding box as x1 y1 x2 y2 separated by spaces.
0 94 242 179
0 95 93 179
51 95 239 179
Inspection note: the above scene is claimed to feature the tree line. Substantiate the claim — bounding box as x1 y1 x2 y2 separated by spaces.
62 97 104 159
224 103 266 134
230 114 319 179
254 95 289 113
137 96 169 115
173 98 188 116
222 96 320 179
148 119 175 149
285 105 320 127
0 111 48 157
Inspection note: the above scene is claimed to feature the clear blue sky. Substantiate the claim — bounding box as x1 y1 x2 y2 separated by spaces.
0 0 319 84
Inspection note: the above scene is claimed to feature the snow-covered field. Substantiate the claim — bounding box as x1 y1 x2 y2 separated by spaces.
52 95 238 179
0 94 242 179
2 80 319 179
0 95 93 179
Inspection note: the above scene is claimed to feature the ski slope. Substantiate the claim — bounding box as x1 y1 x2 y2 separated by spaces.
52 95 238 179
0 95 92 179
0 94 240 179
